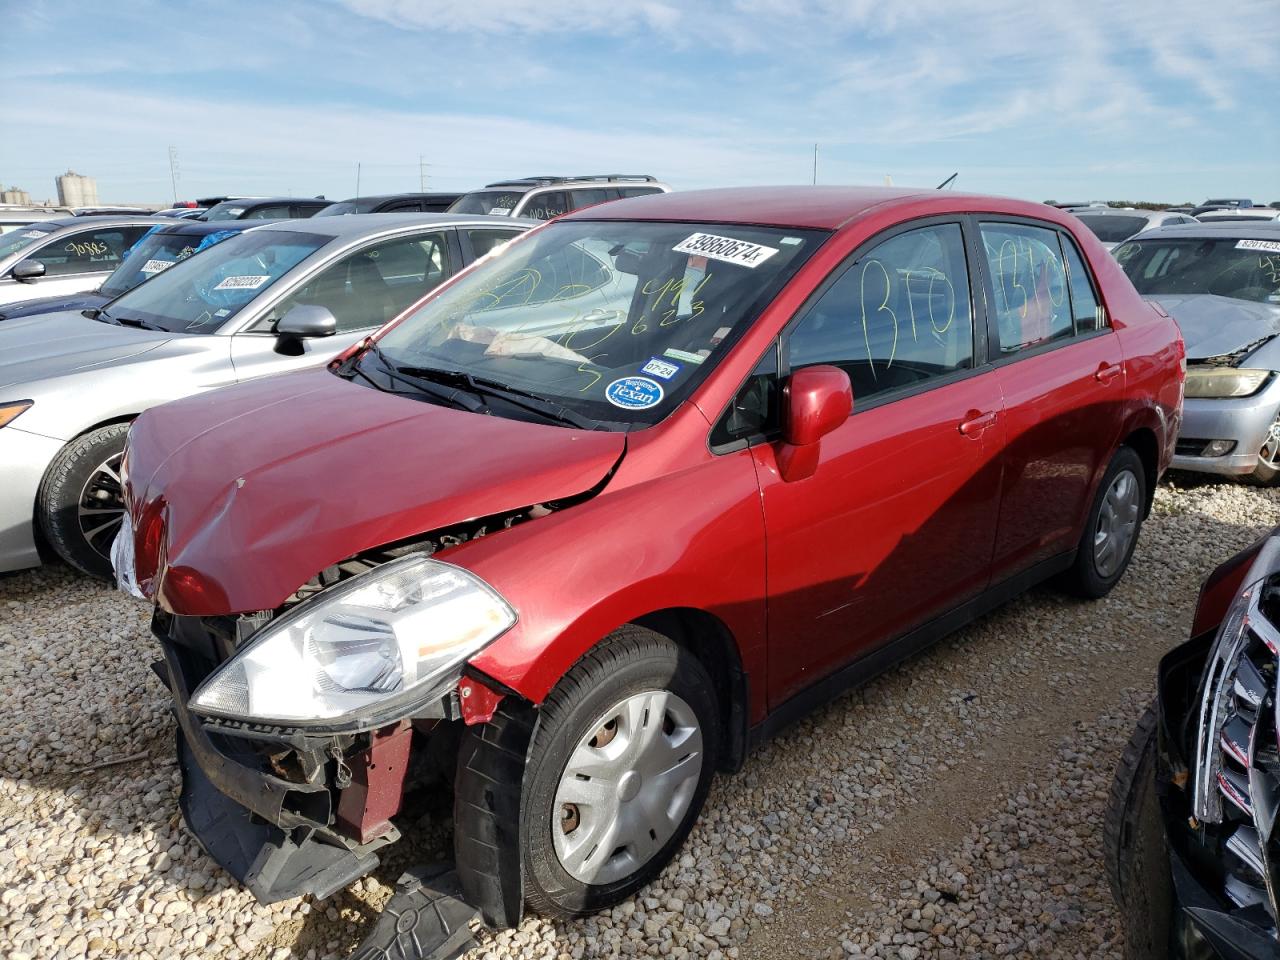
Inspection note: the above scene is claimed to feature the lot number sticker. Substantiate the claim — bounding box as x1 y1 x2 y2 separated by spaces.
605 376 664 410
673 233 779 269
213 274 271 290
22 230 46 239
140 259 175 275
1237 239 1280 254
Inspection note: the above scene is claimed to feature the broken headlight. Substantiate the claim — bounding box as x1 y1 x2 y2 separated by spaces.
188 554 516 730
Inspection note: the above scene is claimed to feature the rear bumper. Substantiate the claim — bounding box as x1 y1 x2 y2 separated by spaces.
1171 382 1280 477
0 426 62 573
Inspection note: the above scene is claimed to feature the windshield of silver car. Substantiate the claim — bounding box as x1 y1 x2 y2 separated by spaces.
1115 236 1280 305
0 225 58 261
99 230 329 333
360 220 826 428
99 227 242 298
448 191 525 216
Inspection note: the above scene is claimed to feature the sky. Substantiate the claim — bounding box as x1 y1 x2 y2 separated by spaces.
1 0 1277 206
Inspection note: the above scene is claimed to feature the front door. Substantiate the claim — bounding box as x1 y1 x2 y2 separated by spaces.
973 220 1126 581
756 220 1006 706
0 223 152 303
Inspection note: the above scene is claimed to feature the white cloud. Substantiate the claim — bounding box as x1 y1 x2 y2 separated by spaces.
337 0 684 34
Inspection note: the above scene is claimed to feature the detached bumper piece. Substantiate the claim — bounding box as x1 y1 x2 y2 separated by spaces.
350 865 479 960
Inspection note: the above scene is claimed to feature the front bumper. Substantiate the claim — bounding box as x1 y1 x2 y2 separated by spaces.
157 628 390 902
1171 379 1280 477
0 425 64 573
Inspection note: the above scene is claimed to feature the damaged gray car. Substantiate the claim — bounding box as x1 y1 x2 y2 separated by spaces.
1115 222 1280 483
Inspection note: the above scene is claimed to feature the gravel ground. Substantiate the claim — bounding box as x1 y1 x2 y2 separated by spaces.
1 475 1276 960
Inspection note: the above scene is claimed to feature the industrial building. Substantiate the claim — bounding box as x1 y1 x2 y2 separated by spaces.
55 170 99 207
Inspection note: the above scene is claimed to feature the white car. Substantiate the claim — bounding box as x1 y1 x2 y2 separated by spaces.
0 215 162 305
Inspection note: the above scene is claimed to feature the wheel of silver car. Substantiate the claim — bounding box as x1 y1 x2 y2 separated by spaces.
514 625 720 919
1093 467 1140 579
37 423 131 579
552 690 704 885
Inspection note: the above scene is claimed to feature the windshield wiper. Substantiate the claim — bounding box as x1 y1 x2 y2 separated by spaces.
112 315 165 331
352 342 487 414
396 364 598 430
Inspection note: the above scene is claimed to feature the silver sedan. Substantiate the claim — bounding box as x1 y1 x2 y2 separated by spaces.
0 215 166 305
0 213 533 577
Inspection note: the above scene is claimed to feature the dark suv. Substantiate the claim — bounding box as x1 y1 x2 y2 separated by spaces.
449 174 669 220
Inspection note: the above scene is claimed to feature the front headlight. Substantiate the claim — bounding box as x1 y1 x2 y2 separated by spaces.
189 554 516 730
1183 366 1270 399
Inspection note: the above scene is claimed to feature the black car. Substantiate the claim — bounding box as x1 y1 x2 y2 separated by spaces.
314 192 463 216
0 219 270 321
1107 527 1280 959
198 197 328 221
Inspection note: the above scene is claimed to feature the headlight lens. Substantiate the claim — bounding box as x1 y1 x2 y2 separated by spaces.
1183 366 1269 399
189 554 516 729
0 400 33 428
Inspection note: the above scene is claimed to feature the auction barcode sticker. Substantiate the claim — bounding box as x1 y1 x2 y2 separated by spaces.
213 274 271 290
673 233 779 269
140 259 174 274
1237 239 1280 254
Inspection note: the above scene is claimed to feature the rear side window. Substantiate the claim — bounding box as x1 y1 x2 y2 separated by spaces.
32 225 152 277
979 222 1072 355
619 186 662 198
569 188 611 210
787 223 975 403
1060 236 1105 332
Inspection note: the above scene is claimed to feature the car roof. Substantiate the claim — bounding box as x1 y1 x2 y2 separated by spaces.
150 219 273 236
1072 208 1161 217
32 215 167 230
250 211 539 238
1129 220 1280 241
336 192 463 204
561 185 1076 231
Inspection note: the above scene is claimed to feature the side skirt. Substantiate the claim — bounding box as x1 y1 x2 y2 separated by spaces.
748 551 1074 749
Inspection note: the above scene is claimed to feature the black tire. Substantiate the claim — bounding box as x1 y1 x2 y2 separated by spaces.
519 625 720 919
1065 445 1147 598
37 423 130 579
1103 702 1173 960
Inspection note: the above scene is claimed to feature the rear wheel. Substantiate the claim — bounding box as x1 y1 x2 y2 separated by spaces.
37 423 129 579
1065 446 1146 598
519 626 720 918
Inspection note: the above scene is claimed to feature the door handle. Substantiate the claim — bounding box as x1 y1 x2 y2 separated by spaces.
1095 362 1122 384
958 410 997 437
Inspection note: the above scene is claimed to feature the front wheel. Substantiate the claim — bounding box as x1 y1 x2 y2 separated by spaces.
37 423 130 579
1065 446 1146 598
519 626 720 918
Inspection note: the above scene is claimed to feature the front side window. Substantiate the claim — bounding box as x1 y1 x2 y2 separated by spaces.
102 229 329 333
31 225 152 277
268 231 452 332
980 222 1073 354
569 188 611 210
368 221 827 428
1114 236 1280 304
521 191 569 220
787 223 975 403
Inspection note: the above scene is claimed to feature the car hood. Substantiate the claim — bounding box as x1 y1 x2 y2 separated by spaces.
1149 294 1280 362
0 310 173 390
0 290 110 322
124 367 627 616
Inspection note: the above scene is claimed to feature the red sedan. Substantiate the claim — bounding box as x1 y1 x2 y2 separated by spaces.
116 186 1183 946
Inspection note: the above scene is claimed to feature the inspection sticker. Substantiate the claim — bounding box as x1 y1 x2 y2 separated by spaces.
663 347 706 365
213 274 271 290
605 376 664 410
641 357 681 380
673 233 779 269
140 259 174 275
1237 239 1280 254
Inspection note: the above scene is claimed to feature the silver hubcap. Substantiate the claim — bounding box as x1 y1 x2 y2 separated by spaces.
77 452 125 560
1093 468 1139 578
552 690 703 886
1260 412 1280 468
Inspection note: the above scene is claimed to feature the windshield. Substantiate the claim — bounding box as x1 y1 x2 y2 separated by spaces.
202 201 252 221
1076 214 1149 243
449 191 524 216
1198 213 1278 223
368 220 827 428
1115 237 1280 304
0 224 57 260
102 229 329 333
99 227 242 298
313 201 360 217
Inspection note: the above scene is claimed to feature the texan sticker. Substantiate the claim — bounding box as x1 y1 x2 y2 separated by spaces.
673 232 779 269
605 376 664 410
213 274 271 290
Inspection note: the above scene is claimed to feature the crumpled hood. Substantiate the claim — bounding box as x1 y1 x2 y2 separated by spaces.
0 310 171 390
125 367 626 615
0 290 109 322
1150 294 1280 362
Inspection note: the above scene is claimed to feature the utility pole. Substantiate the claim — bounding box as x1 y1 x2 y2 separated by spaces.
812 144 818 185
168 145 180 204
355 162 361 198
419 155 429 192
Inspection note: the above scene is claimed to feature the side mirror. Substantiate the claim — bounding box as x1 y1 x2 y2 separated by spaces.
276 304 337 339
12 260 45 283
777 364 852 482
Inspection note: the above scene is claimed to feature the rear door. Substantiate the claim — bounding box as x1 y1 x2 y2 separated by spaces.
974 218 1125 582
753 219 1006 705
228 227 460 381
